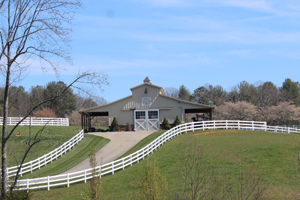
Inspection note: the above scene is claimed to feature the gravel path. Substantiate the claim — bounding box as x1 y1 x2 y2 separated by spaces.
62 130 155 174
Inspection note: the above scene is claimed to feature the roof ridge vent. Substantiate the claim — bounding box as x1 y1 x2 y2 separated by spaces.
143 77 151 84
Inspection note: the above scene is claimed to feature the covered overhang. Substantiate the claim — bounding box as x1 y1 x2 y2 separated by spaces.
185 108 213 121
80 111 109 132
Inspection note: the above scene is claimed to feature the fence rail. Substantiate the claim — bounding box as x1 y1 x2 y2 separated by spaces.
0 117 69 126
7 130 84 178
15 120 300 191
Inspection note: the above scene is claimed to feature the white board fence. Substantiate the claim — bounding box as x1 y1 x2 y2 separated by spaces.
6 130 84 178
14 120 300 191
0 117 69 126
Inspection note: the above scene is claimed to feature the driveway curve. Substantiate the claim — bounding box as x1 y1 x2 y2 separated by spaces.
63 130 155 174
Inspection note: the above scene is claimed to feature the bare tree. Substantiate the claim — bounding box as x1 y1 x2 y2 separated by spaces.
0 0 109 197
257 81 279 107
164 87 179 98
175 137 215 200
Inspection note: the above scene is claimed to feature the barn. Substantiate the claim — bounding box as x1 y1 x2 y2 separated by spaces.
79 78 214 132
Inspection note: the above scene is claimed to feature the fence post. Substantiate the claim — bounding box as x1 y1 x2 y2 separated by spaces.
265 122 267 132
137 152 139 163
112 162 114 175
192 122 194 132
288 127 290 134
67 173 69 187
122 158 125 170
238 121 240 130
252 121 254 131
20 167 22 177
84 169 86 183
203 121 205 131
214 120 216 129
185 123 187 133
47 176 50 190
99 165 102 179
38 158 40 169
30 162 32 173
142 149 144 160
27 178 29 192
130 155 132 166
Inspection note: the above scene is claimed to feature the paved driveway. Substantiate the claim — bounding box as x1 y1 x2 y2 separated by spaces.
63 130 155 174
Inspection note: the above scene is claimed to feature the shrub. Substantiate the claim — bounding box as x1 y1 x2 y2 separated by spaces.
33 108 56 118
110 117 120 131
161 117 171 130
174 115 182 127
138 157 168 200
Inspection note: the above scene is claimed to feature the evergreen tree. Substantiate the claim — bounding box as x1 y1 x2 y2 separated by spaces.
178 85 191 101
174 115 182 127
110 117 120 131
44 81 77 117
161 117 171 130
281 78 300 105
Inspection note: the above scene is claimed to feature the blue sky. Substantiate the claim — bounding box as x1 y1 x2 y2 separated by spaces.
18 0 300 102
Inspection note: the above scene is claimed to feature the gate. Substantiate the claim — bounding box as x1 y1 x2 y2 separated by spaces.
134 110 159 131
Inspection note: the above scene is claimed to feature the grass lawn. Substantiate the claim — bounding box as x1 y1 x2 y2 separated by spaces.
1 126 110 178
20 134 110 178
30 129 300 200
1 126 83 167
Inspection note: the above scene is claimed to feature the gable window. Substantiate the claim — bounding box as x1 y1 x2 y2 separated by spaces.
141 97 151 106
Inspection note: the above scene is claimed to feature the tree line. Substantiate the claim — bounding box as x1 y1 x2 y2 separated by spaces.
0 81 106 118
165 78 300 125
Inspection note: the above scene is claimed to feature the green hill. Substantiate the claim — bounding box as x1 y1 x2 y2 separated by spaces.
31 129 300 199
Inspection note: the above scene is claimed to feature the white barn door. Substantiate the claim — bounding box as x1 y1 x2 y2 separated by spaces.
134 110 159 131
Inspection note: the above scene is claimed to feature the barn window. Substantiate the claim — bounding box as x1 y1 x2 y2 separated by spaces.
148 110 158 119
135 111 146 119
141 97 151 106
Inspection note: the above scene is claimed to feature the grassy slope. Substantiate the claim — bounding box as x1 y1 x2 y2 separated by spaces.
1 126 82 166
1 126 110 178
30 129 300 200
20 134 110 178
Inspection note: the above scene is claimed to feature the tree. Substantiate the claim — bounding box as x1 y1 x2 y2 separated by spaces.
178 85 191 101
161 117 171 130
191 86 211 105
81 148 102 200
110 117 120 131
227 86 240 103
0 0 111 197
139 157 168 200
174 115 182 127
238 81 258 105
164 87 179 98
175 137 215 200
43 81 76 117
214 101 258 121
257 81 279 107
207 85 227 106
280 78 300 105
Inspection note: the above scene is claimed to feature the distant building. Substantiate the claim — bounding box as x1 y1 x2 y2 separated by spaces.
79 78 214 131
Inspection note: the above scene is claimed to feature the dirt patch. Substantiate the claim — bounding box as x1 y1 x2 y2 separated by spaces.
193 129 241 136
